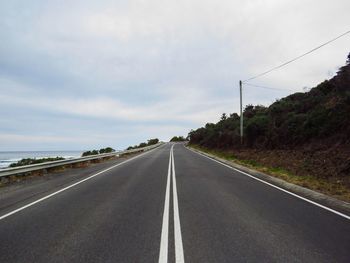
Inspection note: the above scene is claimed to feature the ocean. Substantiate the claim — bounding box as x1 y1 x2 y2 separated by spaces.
0 151 83 169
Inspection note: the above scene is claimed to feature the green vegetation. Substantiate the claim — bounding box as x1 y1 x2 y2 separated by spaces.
9 157 65 168
126 138 159 150
99 147 115 154
170 136 186 142
189 53 350 150
187 53 350 199
82 147 115 157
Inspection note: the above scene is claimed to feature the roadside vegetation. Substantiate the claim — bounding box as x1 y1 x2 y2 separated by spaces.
82 147 115 157
188 53 350 201
9 157 65 168
191 145 350 202
170 136 187 142
126 138 159 150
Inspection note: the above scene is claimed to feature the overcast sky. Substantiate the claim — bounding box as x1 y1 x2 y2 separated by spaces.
0 0 349 151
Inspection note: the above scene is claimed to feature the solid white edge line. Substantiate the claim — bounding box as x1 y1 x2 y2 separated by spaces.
0 146 161 221
187 146 350 221
172 145 185 263
158 146 172 263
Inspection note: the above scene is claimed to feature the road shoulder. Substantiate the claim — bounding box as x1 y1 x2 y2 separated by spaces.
187 145 350 217
0 152 145 216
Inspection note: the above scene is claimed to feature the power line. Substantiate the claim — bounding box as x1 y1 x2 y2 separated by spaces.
244 82 296 92
243 30 350 83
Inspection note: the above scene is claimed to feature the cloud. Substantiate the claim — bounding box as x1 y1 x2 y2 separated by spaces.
0 83 231 124
0 0 349 150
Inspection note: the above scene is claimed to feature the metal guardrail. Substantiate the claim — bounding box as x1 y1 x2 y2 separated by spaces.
0 143 164 178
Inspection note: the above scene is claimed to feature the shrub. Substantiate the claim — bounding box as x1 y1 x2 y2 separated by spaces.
99 147 115 154
147 138 159 145
170 136 186 142
126 138 159 151
245 115 269 146
82 147 114 157
9 157 65 167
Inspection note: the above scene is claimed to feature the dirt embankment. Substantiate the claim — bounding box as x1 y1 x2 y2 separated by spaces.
195 142 350 202
232 145 350 183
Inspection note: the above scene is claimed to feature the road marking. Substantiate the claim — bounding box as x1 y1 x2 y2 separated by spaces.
0 147 160 221
159 145 185 263
158 146 172 263
171 146 185 263
187 146 350 220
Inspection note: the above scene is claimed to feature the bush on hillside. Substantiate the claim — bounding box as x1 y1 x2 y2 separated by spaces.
170 136 186 142
9 157 65 168
188 52 350 149
126 138 160 150
82 147 115 157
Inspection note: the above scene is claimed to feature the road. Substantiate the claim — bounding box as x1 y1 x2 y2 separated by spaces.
0 143 349 262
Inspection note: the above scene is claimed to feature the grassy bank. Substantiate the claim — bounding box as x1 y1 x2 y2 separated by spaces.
189 145 350 203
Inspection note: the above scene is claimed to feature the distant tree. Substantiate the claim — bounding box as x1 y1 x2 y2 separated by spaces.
99 148 106 154
170 136 186 142
107 147 115 152
147 138 159 145
82 151 92 157
82 149 100 157
9 157 65 167
99 147 115 154
220 113 227 121
205 123 215 129
138 142 148 148
229 113 239 119
126 138 159 151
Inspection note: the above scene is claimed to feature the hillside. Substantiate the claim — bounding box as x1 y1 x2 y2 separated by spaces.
189 53 350 149
188 53 350 199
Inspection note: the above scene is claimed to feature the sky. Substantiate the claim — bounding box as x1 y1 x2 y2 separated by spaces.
0 0 349 151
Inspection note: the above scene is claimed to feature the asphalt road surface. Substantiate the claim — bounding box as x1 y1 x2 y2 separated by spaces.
0 143 349 262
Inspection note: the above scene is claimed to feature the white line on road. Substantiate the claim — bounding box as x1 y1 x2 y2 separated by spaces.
159 144 185 263
158 145 172 263
0 148 160 221
187 146 350 220
172 146 185 263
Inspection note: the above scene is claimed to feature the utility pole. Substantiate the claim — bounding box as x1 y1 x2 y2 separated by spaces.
239 80 243 144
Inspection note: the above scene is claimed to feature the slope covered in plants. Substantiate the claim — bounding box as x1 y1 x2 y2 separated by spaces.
189 53 350 150
188 53 350 184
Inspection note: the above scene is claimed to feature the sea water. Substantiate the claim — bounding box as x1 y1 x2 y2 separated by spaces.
0 151 83 169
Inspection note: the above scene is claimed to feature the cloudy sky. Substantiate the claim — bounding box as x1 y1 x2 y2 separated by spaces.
0 0 349 151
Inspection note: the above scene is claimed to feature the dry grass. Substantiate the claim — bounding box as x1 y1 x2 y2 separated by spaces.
190 145 350 203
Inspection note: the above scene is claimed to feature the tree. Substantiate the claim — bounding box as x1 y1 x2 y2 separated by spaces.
105 147 115 153
170 136 186 142
82 151 92 157
138 142 147 148
99 147 115 154
147 138 159 145
220 113 227 121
